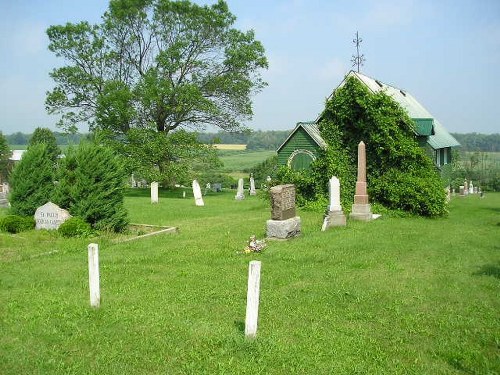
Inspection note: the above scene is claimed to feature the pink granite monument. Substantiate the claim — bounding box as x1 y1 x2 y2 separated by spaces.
349 141 373 221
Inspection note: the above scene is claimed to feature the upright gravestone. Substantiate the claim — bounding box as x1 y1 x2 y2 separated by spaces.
459 185 465 196
34 202 72 230
151 181 159 203
266 184 301 239
469 181 474 194
235 178 245 200
350 141 373 221
464 180 469 196
192 179 204 206
321 176 346 230
249 174 256 196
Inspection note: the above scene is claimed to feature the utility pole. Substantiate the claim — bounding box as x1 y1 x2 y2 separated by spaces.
351 31 365 73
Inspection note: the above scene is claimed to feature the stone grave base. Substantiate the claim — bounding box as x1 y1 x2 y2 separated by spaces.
321 210 347 231
349 204 373 222
266 216 301 239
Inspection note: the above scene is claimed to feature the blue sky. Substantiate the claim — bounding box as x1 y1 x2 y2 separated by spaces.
1 0 499 134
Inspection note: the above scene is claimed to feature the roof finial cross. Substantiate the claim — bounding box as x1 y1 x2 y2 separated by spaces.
351 31 365 73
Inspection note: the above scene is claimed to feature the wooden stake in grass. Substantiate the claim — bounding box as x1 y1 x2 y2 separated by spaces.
88 243 100 308
245 260 261 338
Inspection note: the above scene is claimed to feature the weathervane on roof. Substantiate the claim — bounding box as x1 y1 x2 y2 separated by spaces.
351 31 365 73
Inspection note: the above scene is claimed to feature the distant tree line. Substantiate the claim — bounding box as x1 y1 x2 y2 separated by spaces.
451 133 500 152
5 131 88 146
5 131 500 152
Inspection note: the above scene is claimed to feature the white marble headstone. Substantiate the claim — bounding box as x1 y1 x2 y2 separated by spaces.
192 180 204 206
34 202 72 230
249 175 256 196
235 178 245 200
328 176 342 212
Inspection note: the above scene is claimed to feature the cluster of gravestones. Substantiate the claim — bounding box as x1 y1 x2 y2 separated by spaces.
456 179 482 197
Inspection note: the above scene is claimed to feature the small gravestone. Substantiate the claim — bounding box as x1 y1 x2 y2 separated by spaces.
235 178 245 200
266 184 301 239
213 183 222 192
464 180 469 196
34 202 72 230
192 179 204 206
151 181 159 203
322 176 346 230
459 185 465 196
469 181 474 194
249 174 256 196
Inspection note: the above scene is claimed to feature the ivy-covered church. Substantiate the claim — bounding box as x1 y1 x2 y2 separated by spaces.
277 71 460 171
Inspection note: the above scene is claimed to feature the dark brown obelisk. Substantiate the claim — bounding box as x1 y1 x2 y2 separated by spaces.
350 141 373 221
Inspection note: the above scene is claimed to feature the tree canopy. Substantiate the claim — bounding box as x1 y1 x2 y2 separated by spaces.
46 0 268 136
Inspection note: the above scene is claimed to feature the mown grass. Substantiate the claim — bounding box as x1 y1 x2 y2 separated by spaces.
1 191 499 374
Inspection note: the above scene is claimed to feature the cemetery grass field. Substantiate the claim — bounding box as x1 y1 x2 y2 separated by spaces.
1 190 499 374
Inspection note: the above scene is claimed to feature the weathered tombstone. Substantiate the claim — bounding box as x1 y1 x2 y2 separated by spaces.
245 260 261 338
0 184 9 208
34 202 72 230
130 173 136 188
350 141 373 221
469 181 474 194
459 185 465 196
249 174 256 196
464 180 469 196
474 186 478 194
88 243 100 308
192 180 204 206
266 184 301 239
151 181 159 203
213 183 222 192
235 178 245 200
322 176 346 230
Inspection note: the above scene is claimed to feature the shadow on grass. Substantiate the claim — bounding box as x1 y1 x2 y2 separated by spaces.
233 320 245 333
473 264 500 279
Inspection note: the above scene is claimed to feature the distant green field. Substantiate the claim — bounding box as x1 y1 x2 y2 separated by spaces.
218 150 276 172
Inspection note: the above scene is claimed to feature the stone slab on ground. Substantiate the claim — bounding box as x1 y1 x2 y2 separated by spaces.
266 216 301 239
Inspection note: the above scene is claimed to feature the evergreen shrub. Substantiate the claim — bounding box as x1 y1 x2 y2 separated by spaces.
58 217 93 237
9 144 55 216
59 142 129 232
0 215 35 233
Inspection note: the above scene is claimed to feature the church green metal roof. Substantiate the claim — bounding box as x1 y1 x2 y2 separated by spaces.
277 121 327 152
335 71 460 149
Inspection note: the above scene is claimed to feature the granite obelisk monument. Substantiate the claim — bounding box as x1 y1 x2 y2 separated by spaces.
350 141 373 221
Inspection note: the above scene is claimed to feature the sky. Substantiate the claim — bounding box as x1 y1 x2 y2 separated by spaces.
0 0 499 135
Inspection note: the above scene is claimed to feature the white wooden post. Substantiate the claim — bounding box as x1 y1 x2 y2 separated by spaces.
88 243 100 308
245 260 261 338
151 182 159 203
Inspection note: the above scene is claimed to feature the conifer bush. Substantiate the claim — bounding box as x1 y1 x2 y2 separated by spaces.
58 142 129 232
0 215 35 233
58 217 92 237
9 144 55 216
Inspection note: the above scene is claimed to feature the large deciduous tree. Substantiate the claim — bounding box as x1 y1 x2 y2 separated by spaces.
46 0 268 135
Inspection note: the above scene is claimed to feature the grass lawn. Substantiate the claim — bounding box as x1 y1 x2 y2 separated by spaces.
1 190 499 374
